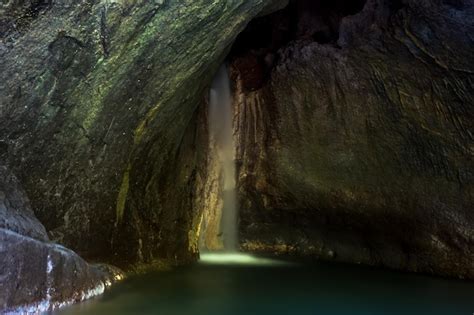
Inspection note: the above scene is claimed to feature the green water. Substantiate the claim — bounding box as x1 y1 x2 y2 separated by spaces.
56 254 473 315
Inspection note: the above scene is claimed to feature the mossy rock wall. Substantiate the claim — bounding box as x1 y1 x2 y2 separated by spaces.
0 0 284 267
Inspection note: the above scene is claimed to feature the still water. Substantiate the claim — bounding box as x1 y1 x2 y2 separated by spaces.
56 254 473 315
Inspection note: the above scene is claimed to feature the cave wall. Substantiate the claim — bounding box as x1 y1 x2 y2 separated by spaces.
229 0 474 278
0 0 287 267
1 0 472 280
0 166 48 241
0 165 123 312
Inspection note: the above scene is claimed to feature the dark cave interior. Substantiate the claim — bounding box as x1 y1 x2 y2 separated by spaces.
228 0 367 91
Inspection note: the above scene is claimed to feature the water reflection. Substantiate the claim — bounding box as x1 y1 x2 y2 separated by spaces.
199 253 289 266
55 258 473 315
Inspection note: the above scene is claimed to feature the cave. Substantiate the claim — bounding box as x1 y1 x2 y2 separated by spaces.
0 0 473 314
228 0 367 91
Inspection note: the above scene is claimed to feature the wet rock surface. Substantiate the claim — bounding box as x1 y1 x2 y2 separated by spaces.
0 5 472 312
1 1 290 311
0 228 123 313
229 0 474 279
0 0 284 267
0 165 123 312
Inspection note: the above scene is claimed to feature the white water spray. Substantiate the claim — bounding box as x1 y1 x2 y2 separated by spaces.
208 64 238 251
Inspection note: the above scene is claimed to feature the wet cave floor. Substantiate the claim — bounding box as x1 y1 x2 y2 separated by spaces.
53 254 473 315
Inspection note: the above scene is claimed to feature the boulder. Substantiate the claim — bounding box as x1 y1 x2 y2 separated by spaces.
0 228 123 313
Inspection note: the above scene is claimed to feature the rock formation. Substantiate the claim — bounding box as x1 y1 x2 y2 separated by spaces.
227 0 474 279
0 166 48 241
0 0 473 311
0 0 287 267
0 0 285 310
0 166 122 313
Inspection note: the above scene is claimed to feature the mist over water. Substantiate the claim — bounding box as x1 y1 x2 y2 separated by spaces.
208 65 238 251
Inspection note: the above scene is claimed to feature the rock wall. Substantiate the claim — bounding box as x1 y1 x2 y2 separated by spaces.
0 166 48 241
0 228 123 313
229 0 473 278
0 0 284 267
1 0 472 285
1 1 290 310
0 165 123 312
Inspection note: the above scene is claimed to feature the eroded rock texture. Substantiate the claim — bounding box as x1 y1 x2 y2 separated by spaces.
0 0 285 267
229 0 474 278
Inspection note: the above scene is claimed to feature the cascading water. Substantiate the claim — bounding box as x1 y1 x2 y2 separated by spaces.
208 64 238 251
200 65 280 264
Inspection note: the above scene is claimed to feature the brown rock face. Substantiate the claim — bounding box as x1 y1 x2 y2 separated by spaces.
222 0 474 279
232 54 267 92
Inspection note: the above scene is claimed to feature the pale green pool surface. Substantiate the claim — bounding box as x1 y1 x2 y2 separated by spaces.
55 254 473 315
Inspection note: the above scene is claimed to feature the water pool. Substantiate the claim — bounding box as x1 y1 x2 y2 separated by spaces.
55 254 473 315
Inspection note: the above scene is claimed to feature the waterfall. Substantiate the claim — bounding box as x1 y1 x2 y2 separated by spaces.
208 64 238 251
